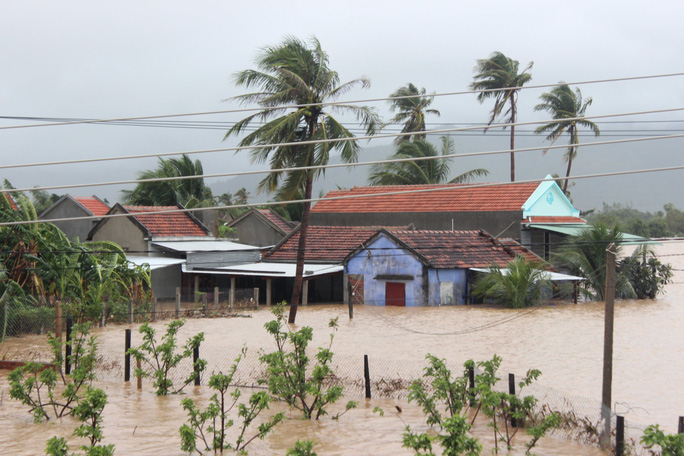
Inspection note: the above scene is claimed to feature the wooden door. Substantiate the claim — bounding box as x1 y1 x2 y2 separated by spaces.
385 282 406 307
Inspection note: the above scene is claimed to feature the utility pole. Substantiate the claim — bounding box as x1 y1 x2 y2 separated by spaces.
601 243 616 447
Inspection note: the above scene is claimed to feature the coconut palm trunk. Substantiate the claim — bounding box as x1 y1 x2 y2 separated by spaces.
509 99 516 182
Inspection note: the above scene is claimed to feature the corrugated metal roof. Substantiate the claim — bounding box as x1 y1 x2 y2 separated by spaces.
470 267 585 281
127 256 185 270
152 240 260 252
187 262 343 278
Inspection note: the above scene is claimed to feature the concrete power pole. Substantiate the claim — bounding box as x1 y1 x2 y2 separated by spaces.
601 243 617 447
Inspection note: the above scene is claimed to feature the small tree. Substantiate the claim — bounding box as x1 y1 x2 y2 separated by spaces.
641 424 684 456
474 355 559 455
179 348 284 455
9 322 98 421
46 386 115 456
403 355 481 456
618 246 672 299
259 303 355 420
127 319 206 395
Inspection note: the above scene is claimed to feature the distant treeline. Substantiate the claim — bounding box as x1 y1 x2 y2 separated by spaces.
586 203 684 237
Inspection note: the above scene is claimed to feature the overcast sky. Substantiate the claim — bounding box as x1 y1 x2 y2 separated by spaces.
2 1 683 209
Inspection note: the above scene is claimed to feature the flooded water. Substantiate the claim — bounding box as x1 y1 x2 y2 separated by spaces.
2 241 683 455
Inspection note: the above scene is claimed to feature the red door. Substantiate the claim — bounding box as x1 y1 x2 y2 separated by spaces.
385 282 406 307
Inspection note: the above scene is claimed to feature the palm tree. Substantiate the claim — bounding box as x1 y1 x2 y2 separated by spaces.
470 52 533 182
368 136 488 185
473 256 551 308
387 83 440 144
553 223 634 301
224 36 380 323
534 84 600 194
121 155 212 207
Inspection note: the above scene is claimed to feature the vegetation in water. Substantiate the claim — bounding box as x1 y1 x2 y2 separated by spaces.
179 347 284 455
45 386 115 456
127 319 206 395
404 354 560 455
473 256 551 308
286 440 318 456
9 322 98 422
641 424 684 456
259 302 354 420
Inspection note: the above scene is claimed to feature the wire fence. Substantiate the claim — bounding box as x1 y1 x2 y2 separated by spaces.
1 304 681 455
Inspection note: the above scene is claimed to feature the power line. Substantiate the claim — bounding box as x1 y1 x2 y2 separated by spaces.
2 71 683 131
4 169 684 227
2 106 683 173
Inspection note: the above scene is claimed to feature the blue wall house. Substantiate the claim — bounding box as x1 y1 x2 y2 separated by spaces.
344 229 542 307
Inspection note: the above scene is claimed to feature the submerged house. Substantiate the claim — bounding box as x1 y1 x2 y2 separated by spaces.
310 176 587 259
344 229 544 307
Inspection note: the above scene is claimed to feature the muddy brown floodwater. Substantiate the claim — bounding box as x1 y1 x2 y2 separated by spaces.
2 242 683 455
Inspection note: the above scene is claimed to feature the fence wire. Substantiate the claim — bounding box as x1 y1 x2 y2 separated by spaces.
1 306 679 454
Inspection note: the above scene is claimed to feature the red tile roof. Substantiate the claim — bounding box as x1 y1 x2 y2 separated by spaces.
312 183 540 214
497 238 546 265
525 216 586 224
123 206 209 237
75 196 109 217
265 226 381 263
258 209 294 234
388 230 531 268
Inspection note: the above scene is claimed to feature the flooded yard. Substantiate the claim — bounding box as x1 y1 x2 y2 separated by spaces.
1 241 683 454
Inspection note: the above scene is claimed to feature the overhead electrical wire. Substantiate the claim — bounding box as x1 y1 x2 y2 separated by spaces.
3 167 684 228
1 106 684 173
1 71 683 131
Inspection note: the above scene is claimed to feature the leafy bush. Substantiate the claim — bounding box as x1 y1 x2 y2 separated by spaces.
404 354 559 455
618 249 673 299
46 386 115 456
641 424 684 456
127 319 206 395
9 322 98 421
179 348 284 455
259 302 355 420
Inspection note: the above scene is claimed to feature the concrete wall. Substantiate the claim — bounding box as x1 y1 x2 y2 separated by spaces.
428 269 467 305
310 211 523 240
151 265 182 300
231 214 286 247
90 216 147 254
346 234 428 306
40 200 97 242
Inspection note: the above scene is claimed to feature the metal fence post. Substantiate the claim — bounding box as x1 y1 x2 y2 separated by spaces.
193 345 200 386
124 329 132 382
65 318 73 375
364 355 371 399
616 415 624 456
509 373 517 428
